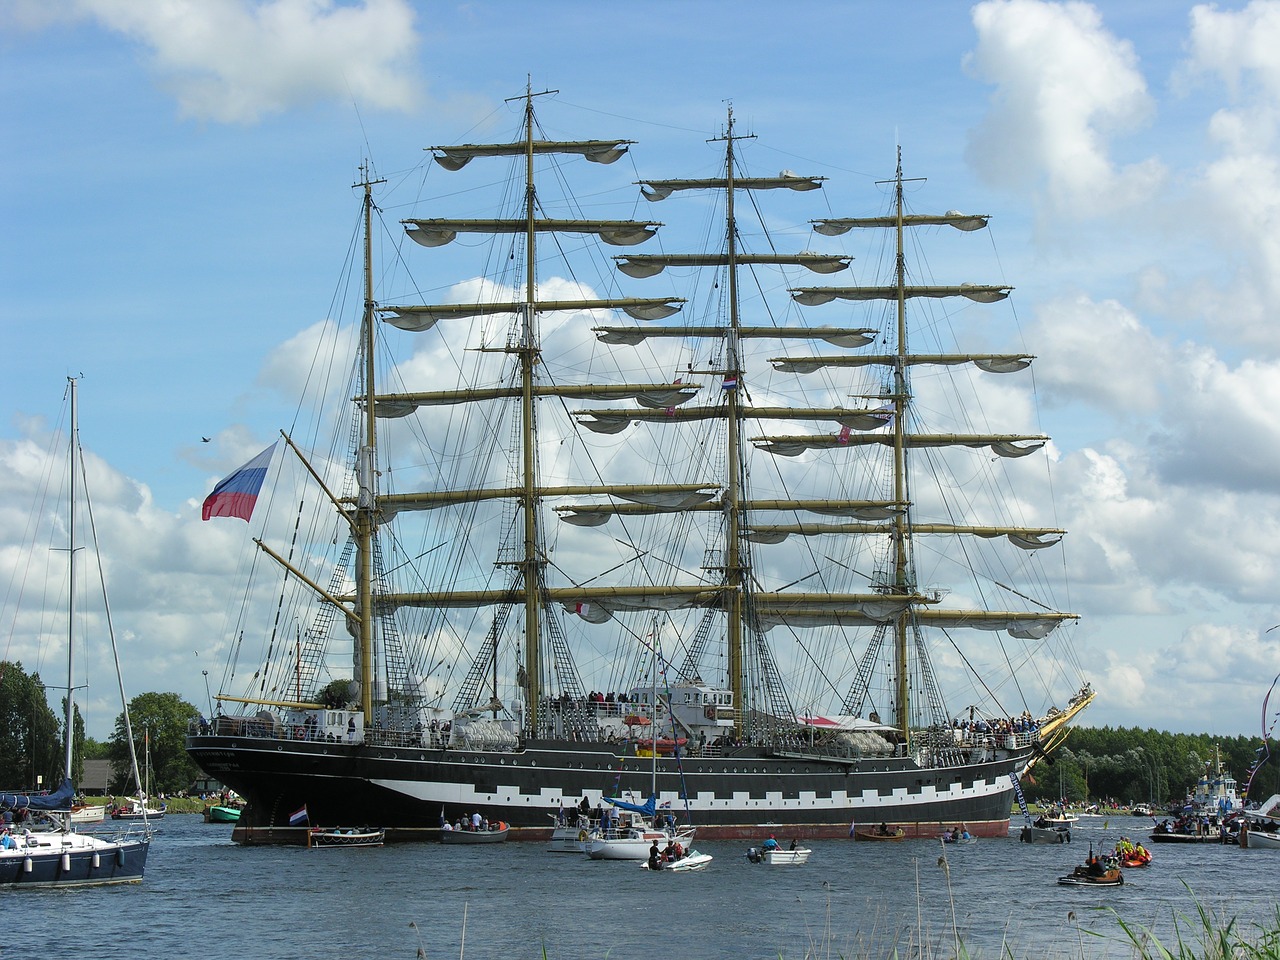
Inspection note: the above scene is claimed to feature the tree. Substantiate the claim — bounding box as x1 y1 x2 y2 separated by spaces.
0 661 63 790
315 678 354 709
106 692 201 796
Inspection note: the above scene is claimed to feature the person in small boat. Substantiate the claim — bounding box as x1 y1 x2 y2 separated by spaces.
877 822 892 836
943 828 956 842
789 838 798 850
648 840 662 871
761 834 779 851
1033 814 1050 828
958 824 971 840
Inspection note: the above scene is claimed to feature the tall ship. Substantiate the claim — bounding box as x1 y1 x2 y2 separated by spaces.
187 89 1093 843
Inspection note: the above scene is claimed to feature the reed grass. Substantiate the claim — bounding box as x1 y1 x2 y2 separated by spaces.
1081 881 1280 960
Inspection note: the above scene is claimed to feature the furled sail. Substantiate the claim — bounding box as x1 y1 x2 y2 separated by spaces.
616 252 849 277
812 211 990 233
405 218 662 247
770 353 1033 374
753 432 1047 457
594 325 876 347
791 283 1011 305
430 139 634 170
381 297 684 332
371 383 699 418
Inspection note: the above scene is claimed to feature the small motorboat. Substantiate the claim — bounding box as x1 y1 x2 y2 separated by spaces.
941 826 976 845
440 822 508 844
642 849 712 872
70 803 106 824
109 798 165 821
854 824 906 841
204 804 243 823
747 844 811 865
1020 823 1071 844
1058 846 1123 886
1058 864 1124 886
1118 842 1152 868
307 826 385 848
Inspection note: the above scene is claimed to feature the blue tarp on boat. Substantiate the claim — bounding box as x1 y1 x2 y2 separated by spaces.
0 777 75 811
605 795 656 817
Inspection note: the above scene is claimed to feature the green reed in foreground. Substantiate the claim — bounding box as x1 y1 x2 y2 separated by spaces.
1083 881 1280 960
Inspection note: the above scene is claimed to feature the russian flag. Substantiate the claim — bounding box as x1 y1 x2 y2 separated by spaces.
289 804 308 826
202 443 277 522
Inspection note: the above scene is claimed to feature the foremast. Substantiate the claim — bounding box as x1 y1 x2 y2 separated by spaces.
773 148 1079 745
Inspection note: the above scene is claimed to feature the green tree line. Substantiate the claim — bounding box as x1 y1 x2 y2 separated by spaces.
1021 726 1280 808
1 660 201 795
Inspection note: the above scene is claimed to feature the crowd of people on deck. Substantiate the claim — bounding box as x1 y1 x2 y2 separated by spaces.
951 712 1040 739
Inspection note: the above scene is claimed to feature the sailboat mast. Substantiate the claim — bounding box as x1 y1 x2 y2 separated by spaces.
356 167 383 721
520 90 543 735
63 375 78 781
717 108 748 735
890 149 911 745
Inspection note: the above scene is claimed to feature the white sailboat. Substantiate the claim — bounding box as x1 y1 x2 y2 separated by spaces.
0 378 153 888
110 726 166 820
586 632 700 862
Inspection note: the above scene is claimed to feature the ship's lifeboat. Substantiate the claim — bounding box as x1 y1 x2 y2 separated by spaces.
636 737 688 756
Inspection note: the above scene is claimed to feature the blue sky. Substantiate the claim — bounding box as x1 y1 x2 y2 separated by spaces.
5 0 1280 744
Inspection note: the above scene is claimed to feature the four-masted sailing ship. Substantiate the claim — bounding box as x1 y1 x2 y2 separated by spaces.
187 89 1093 842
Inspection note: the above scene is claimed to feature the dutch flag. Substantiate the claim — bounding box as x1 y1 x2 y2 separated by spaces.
289 804 308 826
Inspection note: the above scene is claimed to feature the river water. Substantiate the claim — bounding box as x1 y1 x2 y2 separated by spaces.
11 814 1276 959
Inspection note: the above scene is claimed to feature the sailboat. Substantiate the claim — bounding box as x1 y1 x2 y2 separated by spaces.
110 727 166 820
1 378 153 888
186 88 1093 844
585 631 700 861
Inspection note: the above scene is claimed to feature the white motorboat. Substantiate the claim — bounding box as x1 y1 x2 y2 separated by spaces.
747 844 811 865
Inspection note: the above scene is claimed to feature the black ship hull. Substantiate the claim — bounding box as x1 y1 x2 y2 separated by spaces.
188 733 1024 844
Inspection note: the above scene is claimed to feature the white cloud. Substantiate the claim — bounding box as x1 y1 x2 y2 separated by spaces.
1152 351 1280 493
1030 293 1171 413
60 0 423 123
1175 2 1280 350
965 0 1164 216
1094 623 1280 733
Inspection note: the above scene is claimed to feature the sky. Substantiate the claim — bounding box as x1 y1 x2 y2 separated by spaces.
5 0 1280 745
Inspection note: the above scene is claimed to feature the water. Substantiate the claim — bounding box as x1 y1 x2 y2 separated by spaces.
11 815 1277 959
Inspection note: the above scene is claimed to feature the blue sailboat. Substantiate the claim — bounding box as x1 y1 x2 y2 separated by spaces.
0 379 152 888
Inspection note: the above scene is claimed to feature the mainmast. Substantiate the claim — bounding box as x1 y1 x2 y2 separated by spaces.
716 107 748 733
64 376 79 781
889 150 913 746
356 164 385 721
519 89 544 736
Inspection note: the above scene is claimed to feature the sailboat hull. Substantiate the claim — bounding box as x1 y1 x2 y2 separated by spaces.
0 835 150 889
188 733 1027 844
